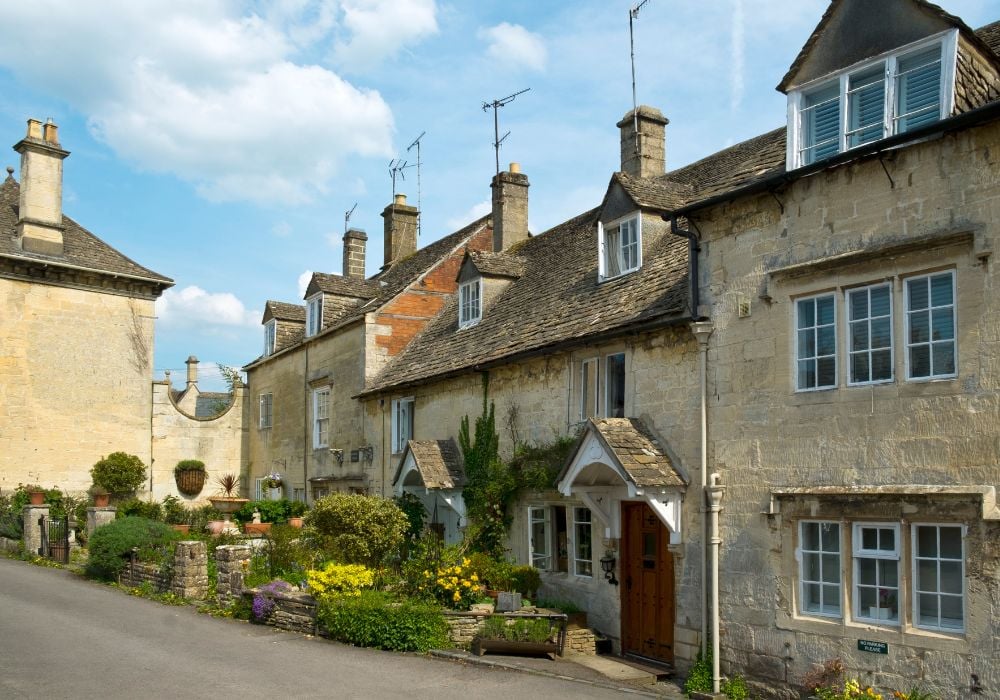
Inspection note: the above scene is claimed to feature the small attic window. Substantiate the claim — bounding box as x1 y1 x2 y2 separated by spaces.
788 30 957 169
459 279 481 329
306 293 323 337
598 213 642 281
263 319 276 356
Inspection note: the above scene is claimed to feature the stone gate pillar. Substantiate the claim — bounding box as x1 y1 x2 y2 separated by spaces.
86 506 116 537
22 504 50 555
215 544 252 606
171 541 208 599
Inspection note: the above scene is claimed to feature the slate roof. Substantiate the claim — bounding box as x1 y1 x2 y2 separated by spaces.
394 439 466 490
467 250 526 279
263 300 305 323
0 174 172 286
364 207 689 393
612 171 692 212
308 272 381 299
567 417 686 489
977 20 1000 54
195 393 232 419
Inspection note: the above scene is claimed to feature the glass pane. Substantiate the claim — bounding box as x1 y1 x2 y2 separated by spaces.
822 585 841 613
880 559 898 587
858 558 876 585
817 357 836 387
871 317 891 348
851 322 869 351
823 523 840 551
799 329 815 358
817 296 835 325
804 552 820 581
606 354 625 418
897 48 941 132
879 528 895 551
852 353 869 383
917 593 938 624
850 291 867 321
848 66 885 147
940 561 962 595
939 527 962 559
907 278 928 310
909 311 930 343
932 343 955 375
802 523 819 551
870 286 890 315
822 554 839 583
871 350 892 381
917 526 937 557
931 308 954 341
862 528 877 550
940 595 963 626
917 559 937 592
799 359 816 390
817 326 835 355
910 346 930 377
803 84 840 163
643 532 656 558
858 585 877 611
797 299 815 329
803 583 821 611
930 273 953 306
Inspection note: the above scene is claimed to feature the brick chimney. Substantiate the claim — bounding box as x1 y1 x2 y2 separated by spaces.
491 162 529 252
617 106 668 179
185 355 199 390
13 118 70 255
381 194 418 268
343 228 367 279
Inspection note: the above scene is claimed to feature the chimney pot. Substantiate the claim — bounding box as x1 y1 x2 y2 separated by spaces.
42 120 59 146
14 117 70 256
394 193 407 206
509 162 520 174
26 119 42 140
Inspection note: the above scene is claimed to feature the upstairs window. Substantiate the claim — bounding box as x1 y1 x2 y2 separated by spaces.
258 393 273 429
605 352 626 417
905 271 956 380
312 387 330 449
306 294 323 337
263 320 276 356
599 215 642 280
795 294 837 391
459 279 482 328
391 397 414 454
790 32 956 169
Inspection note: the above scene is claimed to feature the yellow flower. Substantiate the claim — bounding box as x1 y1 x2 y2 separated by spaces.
453 591 461 602
470 574 479 582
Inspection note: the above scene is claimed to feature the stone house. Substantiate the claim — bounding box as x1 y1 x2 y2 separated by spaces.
0 119 173 493
243 1 1000 694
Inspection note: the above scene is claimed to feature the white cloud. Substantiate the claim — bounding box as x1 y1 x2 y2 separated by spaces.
0 0 405 205
271 221 292 237
332 0 438 72
298 270 313 298
156 285 259 328
478 23 547 72
446 198 491 231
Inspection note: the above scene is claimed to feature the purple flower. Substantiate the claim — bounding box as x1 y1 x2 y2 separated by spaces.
252 579 294 621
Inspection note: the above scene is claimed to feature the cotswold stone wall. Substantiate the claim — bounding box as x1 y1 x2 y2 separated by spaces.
119 562 168 591
696 119 1000 697
0 284 154 493
215 544 251 606
117 541 208 599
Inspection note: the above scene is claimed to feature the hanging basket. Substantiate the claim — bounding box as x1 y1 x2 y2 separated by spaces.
175 469 206 496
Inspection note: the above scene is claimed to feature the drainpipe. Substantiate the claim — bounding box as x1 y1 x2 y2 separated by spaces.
690 320 713 656
667 215 701 319
706 473 725 695
303 343 310 501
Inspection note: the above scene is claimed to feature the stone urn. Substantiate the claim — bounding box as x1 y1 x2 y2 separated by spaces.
208 497 249 535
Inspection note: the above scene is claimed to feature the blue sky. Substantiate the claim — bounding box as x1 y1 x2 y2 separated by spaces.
1 0 996 390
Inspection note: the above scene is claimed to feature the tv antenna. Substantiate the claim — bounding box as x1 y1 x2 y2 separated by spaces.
406 131 426 238
482 88 530 176
388 158 415 200
344 202 357 234
629 0 651 156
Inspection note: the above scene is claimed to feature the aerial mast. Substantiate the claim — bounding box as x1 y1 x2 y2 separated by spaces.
482 88 530 176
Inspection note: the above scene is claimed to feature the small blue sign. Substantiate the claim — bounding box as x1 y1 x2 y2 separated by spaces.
857 639 888 655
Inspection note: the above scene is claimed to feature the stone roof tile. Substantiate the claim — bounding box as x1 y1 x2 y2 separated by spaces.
591 417 685 488
401 439 466 489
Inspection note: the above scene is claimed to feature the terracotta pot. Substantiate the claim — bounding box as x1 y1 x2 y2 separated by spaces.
207 520 226 535
171 524 191 534
28 491 45 506
93 493 110 508
287 517 304 529
243 522 272 536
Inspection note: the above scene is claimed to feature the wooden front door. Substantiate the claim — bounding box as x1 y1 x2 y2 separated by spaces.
621 501 675 664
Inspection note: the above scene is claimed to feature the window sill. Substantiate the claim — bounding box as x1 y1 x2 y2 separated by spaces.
777 611 970 652
598 269 640 284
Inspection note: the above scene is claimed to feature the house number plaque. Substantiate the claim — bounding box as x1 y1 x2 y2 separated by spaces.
857 640 888 655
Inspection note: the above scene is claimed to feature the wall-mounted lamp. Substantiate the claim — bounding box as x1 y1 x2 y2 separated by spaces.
600 552 618 586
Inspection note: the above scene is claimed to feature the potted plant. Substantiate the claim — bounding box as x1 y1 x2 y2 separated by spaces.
472 614 566 658
24 485 46 506
90 452 146 498
262 471 283 500
208 474 248 535
89 485 110 508
162 495 189 533
174 459 206 496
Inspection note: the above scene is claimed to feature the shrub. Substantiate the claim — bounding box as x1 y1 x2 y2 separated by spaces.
116 498 163 521
305 494 407 567
161 495 187 525
510 565 541 597
684 647 713 696
534 598 584 614
253 524 317 586
465 551 513 590
306 563 374 599
480 615 553 643
418 556 483 610
721 674 749 700
394 492 426 540
86 516 180 580
174 459 205 473
233 499 301 525
91 452 147 496
459 401 517 558
316 591 449 652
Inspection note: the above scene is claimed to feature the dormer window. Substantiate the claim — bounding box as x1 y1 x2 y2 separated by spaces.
598 214 642 281
789 31 957 169
306 294 322 337
263 319 276 356
459 279 482 328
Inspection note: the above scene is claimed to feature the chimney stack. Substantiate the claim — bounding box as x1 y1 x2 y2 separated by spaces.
491 162 530 252
343 228 368 279
381 194 418 268
617 106 668 179
185 356 199 390
13 117 70 255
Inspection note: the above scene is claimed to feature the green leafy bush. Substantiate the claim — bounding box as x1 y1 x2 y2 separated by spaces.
91 452 147 496
161 495 187 525
316 591 449 652
459 401 516 558
252 525 317 586
185 504 223 533
116 498 163 521
480 616 553 643
305 494 407 567
721 674 749 700
86 516 180 580
174 459 205 473
684 647 713 696
233 499 305 525
535 598 584 614
394 492 426 540
510 565 541 597
465 551 513 590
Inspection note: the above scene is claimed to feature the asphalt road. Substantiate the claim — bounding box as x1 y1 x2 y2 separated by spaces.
0 557 627 699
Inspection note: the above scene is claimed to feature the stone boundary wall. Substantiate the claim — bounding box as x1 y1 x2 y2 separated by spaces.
0 536 21 553
442 610 490 647
242 588 318 635
565 627 596 655
117 541 208 598
119 562 168 591
215 544 252 605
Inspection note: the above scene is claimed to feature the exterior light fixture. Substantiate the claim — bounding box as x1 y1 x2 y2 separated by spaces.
600 552 618 585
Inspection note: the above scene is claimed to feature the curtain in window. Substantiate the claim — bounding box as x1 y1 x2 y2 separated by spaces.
896 47 941 132
604 226 622 277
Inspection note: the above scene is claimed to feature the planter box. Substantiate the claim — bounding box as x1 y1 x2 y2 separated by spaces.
472 638 561 658
243 523 272 536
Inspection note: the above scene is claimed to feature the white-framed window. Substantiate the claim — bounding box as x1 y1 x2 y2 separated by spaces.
913 524 965 632
264 320 276 356
529 506 552 570
312 387 330 449
391 397 414 454
598 214 642 280
306 293 323 337
254 477 266 501
572 507 593 577
788 31 957 169
853 523 900 625
580 358 598 421
795 294 837 391
459 279 482 329
847 284 893 385
292 487 306 503
905 271 956 380
799 521 842 618
604 352 626 417
258 393 273 429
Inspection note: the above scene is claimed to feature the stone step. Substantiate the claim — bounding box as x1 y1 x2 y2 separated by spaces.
565 652 659 686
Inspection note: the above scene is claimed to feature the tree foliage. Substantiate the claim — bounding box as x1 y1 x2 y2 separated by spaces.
459 400 516 558
90 452 147 496
305 493 407 568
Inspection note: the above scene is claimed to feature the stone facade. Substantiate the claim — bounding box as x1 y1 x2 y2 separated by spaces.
170 540 208 598
242 588 318 635
118 561 168 592
214 544 252 606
